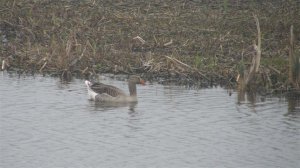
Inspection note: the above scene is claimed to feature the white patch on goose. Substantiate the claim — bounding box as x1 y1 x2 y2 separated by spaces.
85 80 97 100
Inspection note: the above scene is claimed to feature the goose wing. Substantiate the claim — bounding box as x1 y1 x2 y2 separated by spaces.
90 83 126 97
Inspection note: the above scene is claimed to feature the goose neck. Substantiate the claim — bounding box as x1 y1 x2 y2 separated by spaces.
128 81 137 97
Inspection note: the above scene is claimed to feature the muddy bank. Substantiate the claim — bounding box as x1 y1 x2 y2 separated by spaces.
1 0 300 91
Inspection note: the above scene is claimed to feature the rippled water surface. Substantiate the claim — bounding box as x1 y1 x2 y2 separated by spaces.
1 72 300 168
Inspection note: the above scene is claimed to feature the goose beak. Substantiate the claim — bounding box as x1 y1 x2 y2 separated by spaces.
140 79 145 85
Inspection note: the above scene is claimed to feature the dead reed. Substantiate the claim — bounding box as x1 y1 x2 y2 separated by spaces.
289 25 300 90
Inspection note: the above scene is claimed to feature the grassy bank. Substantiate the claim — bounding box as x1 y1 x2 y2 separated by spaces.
1 0 299 90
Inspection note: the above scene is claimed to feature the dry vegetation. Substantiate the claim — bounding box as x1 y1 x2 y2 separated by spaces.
1 0 299 91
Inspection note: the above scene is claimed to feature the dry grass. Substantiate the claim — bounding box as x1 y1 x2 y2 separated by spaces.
1 0 299 89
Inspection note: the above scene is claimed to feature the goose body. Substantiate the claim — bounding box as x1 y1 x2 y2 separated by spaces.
85 75 145 102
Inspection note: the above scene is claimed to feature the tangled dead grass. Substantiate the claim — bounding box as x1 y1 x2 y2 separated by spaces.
1 0 299 91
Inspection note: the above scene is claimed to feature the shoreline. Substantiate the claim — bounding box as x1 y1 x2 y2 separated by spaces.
1 0 299 92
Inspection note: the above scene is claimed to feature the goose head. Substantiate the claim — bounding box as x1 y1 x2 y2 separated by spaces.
127 75 145 97
128 75 145 85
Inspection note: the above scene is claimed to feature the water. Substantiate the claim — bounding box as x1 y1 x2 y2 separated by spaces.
1 72 299 168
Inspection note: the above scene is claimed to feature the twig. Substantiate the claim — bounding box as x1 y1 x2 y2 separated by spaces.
165 56 209 80
81 67 89 74
39 61 47 72
267 65 281 74
165 56 191 69
133 36 146 44
164 39 173 46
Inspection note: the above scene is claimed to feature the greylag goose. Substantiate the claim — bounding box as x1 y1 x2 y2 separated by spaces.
85 75 145 102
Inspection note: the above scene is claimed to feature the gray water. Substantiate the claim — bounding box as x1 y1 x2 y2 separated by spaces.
1 72 300 168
